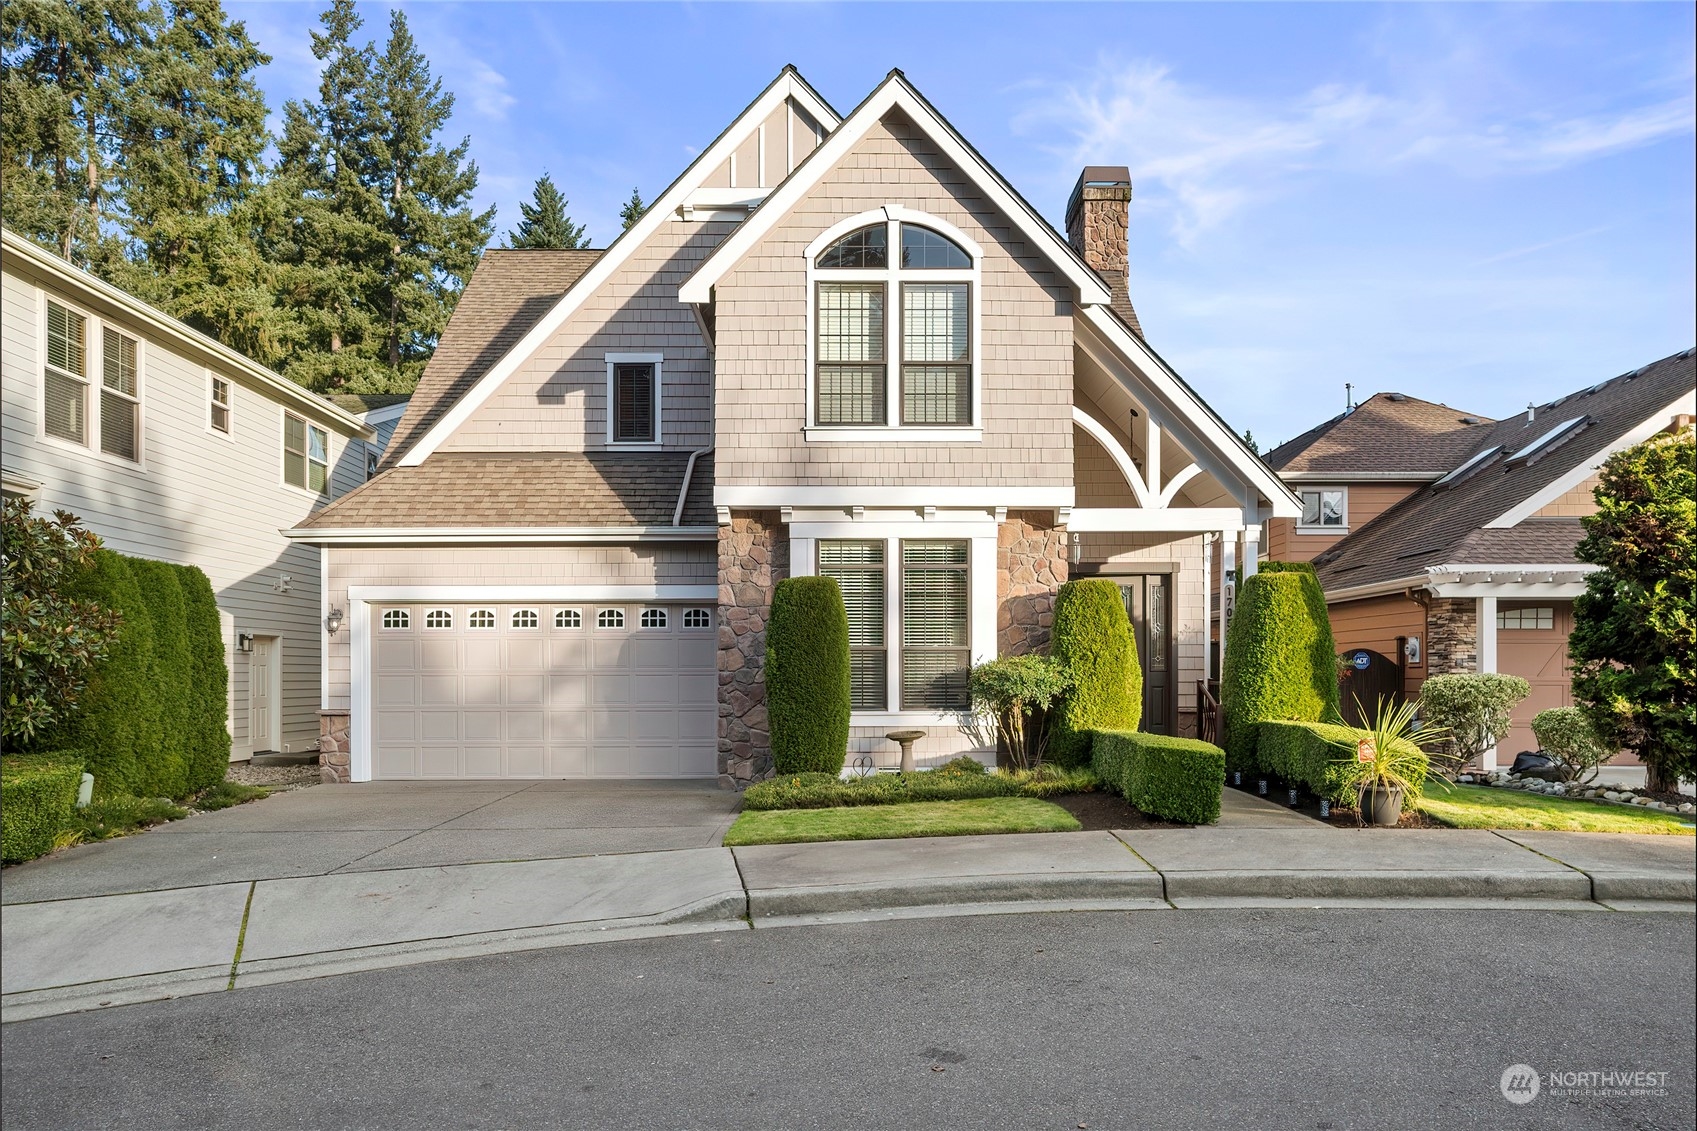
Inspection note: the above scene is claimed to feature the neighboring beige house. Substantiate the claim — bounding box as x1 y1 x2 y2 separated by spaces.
1265 354 1694 768
1 228 376 760
288 68 1298 785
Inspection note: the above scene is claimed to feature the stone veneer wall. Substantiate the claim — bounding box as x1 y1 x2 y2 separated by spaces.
1425 598 1478 674
717 511 789 786
318 711 351 784
998 511 1069 655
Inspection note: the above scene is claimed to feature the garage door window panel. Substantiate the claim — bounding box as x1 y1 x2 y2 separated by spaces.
556 609 583 629
381 609 411 630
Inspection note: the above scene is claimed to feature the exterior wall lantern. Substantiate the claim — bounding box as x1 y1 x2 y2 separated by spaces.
236 633 254 653
325 608 345 635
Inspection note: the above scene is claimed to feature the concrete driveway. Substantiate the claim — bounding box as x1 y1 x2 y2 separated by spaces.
0 781 742 904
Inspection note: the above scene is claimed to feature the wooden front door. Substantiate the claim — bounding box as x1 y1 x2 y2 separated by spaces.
1121 575 1175 735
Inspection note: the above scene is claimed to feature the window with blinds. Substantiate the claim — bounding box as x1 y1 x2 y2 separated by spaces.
100 327 140 461
283 413 328 493
613 363 655 442
816 283 885 424
900 540 969 710
901 283 969 424
818 540 887 710
44 301 88 444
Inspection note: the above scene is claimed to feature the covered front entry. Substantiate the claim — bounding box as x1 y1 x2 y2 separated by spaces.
367 601 717 779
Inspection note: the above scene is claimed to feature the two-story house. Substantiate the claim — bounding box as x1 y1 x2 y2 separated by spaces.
1263 356 1695 770
1 229 376 761
287 68 1298 786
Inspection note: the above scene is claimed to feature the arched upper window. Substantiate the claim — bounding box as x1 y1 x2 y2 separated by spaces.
812 215 975 429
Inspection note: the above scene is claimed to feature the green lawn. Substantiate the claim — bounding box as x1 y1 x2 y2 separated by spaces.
723 796 1081 847
1417 780 1695 835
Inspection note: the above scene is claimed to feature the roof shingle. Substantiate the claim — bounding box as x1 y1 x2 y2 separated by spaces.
1264 392 1495 475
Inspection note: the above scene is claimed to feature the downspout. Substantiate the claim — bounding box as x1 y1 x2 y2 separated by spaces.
675 446 714 527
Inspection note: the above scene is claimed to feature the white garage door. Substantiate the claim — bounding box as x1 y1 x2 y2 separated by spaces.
369 602 718 779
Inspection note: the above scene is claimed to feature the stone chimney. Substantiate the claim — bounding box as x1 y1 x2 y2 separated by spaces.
1065 166 1142 336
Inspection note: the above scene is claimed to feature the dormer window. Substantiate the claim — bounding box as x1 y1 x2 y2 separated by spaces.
810 213 979 433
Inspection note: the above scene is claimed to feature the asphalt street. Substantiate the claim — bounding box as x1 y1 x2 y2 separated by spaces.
2 908 1692 1131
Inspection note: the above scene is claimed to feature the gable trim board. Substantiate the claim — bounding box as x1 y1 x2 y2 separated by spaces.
395 69 841 468
1324 564 1599 604
3 229 371 440
680 71 1110 308
1485 391 1696 528
285 526 717 545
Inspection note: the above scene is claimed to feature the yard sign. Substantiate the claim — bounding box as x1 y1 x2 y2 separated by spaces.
1357 737 1376 762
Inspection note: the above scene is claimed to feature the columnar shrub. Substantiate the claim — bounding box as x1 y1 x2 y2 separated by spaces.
1220 570 1341 769
1049 579 1141 767
174 564 231 792
124 558 193 799
50 550 162 796
765 576 851 775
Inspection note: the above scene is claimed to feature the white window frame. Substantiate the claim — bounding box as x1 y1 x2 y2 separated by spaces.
1296 487 1348 533
555 608 583 629
804 207 984 443
792 516 997 723
207 371 234 438
604 352 664 449
511 608 540 629
380 609 411 630
281 411 330 496
36 294 148 471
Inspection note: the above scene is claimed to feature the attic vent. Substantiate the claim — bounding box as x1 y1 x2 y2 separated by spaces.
1459 416 1483 425
1385 393 1407 402
1432 445 1503 490
1506 417 1589 468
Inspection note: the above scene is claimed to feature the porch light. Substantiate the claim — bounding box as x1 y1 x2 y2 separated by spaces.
325 608 345 635
236 633 254 653
1288 788 1299 807
1257 779 1268 796
1070 532 1082 565
1319 799 1331 819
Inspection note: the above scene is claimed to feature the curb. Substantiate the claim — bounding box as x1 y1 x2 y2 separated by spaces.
1160 869 1595 902
745 872 1167 919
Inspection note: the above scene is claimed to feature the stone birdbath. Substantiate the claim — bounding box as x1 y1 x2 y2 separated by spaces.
886 729 927 774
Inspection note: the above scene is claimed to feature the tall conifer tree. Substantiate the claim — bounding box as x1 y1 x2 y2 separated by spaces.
507 173 588 249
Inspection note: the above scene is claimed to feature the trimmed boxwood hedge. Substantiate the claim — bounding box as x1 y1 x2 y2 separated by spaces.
1256 720 1428 803
1093 730 1225 825
1 752 85 863
174 564 231 792
743 757 1016 810
1050 579 1141 767
1219 569 1341 770
50 550 162 796
765 576 852 775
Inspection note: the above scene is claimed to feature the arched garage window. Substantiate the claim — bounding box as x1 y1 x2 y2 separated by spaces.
813 218 974 428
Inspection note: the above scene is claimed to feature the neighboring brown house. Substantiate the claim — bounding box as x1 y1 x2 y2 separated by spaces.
1273 352 1694 766
283 67 1298 785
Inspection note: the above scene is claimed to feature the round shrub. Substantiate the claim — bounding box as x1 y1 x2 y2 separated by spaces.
50 550 162 797
1050 579 1141 768
1220 570 1342 768
174 564 231 792
765 576 851 775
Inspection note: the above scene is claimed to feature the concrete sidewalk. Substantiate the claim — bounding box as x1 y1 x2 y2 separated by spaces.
3 825 1691 1023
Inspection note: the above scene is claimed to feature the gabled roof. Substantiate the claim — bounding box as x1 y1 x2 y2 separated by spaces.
1263 392 1494 477
391 67 841 468
326 393 410 415
678 70 1112 307
291 451 715 534
380 249 601 468
1313 349 1696 594
1 228 370 437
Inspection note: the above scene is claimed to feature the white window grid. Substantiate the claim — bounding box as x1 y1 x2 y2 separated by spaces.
1497 607 1554 630
40 298 145 466
468 608 496 629
597 608 625 629
511 609 540 629
683 608 713 629
555 609 583 629
209 375 232 434
380 609 410 629
424 609 453 630
640 608 668 629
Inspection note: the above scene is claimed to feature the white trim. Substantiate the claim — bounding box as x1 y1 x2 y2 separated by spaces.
319 545 330 710
1072 406 1152 508
3 229 371 437
1485 392 1695 528
349 584 719 603
1295 485 1349 535
1321 563 1598 604
1478 596 1498 772
205 369 236 441
351 600 371 781
1159 463 1204 506
1283 470 1444 484
604 351 664 447
1 472 43 499
1076 308 1299 517
397 70 840 467
280 410 331 498
35 291 151 474
1068 508 1247 533
282 525 718 544
679 74 1111 306
715 485 1073 509
1436 580 1590 599
356 401 410 427
803 426 983 443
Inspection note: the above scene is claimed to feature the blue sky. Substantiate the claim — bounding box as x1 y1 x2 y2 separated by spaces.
228 1 1695 449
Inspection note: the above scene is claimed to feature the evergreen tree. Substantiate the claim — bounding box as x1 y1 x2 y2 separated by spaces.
1241 429 1259 454
1 0 154 269
365 9 494 386
272 0 390 390
507 173 588 249
619 186 647 232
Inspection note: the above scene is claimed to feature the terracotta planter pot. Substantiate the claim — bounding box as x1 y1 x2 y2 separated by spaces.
1359 783 1405 827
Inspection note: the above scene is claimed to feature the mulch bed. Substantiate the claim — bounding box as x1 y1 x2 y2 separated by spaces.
1050 790 1186 831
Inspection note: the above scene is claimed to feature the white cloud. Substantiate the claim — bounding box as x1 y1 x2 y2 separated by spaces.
1014 56 1694 244
463 59 517 121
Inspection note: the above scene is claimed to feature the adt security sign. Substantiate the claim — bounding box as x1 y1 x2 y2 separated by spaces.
1357 737 1377 763
1351 650 1371 671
